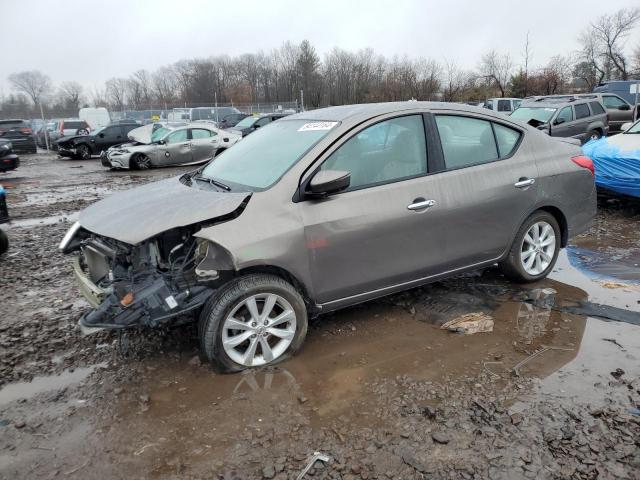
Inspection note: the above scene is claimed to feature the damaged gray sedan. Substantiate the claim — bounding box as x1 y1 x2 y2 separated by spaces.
60 102 596 371
102 123 241 169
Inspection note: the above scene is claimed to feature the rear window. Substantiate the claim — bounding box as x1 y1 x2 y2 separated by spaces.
497 100 512 112
589 102 605 115
0 120 27 128
63 121 88 129
574 103 590 119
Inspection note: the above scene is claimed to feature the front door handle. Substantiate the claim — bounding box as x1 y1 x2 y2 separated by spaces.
514 178 535 188
407 199 436 211
182 143 190 147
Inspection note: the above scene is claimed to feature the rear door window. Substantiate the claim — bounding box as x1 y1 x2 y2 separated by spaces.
435 115 498 169
574 103 590 120
191 128 214 139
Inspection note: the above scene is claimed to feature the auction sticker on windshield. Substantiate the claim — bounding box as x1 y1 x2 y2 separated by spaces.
298 122 338 131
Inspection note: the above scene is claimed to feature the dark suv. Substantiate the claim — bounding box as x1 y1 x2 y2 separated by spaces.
0 119 37 153
55 122 141 159
511 97 608 144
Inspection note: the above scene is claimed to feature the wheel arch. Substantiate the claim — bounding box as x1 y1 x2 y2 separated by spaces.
235 265 316 314
534 205 569 247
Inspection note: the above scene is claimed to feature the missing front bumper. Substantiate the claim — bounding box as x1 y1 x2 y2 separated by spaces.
76 267 213 330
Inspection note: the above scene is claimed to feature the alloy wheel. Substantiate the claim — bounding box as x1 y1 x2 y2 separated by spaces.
222 293 297 367
520 221 556 276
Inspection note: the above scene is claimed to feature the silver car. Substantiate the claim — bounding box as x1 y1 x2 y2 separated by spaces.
60 102 596 371
102 123 242 169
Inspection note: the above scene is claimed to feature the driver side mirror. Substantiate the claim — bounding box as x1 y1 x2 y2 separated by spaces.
158 139 166 145
618 104 631 111
308 170 351 196
98 133 105 138
554 117 566 125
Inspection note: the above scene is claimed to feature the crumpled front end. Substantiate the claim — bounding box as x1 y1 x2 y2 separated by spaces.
62 225 222 331
102 144 136 169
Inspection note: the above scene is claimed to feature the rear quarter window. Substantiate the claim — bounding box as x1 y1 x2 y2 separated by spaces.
493 124 521 157
589 102 605 115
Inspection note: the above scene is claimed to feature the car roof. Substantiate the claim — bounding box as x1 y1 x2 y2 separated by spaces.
520 96 597 108
286 101 518 123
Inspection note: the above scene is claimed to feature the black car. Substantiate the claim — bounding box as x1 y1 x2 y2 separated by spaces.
0 119 37 154
228 113 291 137
0 140 19 173
217 113 249 129
0 184 9 255
55 122 140 159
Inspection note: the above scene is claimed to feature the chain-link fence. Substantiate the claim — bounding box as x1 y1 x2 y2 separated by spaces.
0 101 301 123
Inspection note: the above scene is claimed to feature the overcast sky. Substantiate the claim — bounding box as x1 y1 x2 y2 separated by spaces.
3 0 640 94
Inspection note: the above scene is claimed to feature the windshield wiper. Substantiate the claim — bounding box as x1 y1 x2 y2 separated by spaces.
192 173 231 191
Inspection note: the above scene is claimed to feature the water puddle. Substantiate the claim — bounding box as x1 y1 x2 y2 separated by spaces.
6 212 79 228
0 363 103 406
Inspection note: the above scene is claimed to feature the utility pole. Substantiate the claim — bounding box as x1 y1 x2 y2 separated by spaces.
214 91 218 122
300 89 304 112
39 101 49 153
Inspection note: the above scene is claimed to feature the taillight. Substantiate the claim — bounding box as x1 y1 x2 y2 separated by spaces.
571 155 594 175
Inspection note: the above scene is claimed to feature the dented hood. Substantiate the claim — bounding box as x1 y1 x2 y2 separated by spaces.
127 124 154 144
79 176 250 244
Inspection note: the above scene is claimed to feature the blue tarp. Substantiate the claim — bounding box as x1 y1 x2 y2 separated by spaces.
582 138 640 198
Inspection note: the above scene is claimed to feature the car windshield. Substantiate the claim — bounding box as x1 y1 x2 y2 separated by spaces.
235 116 258 128
510 107 557 123
151 127 170 142
201 119 338 190
625 120 640 134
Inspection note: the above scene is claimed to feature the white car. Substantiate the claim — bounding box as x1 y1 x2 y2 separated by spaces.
484 98 522 114
102 123 242 170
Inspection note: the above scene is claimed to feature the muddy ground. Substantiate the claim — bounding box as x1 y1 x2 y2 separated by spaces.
0 153 639 480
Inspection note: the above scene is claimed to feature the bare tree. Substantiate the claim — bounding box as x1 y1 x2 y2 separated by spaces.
58 81 84 109
7 70 52 105
478 50 514 97
580 8 640 80
105 78 127 110
132 70 154 106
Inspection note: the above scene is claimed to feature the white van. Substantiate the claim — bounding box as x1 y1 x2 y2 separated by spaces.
79 108 111 130
483 98 522 114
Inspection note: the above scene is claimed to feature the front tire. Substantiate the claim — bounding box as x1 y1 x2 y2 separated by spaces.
499 211 560 283
198 274 308 372
130 153 151 170
76 144 91 160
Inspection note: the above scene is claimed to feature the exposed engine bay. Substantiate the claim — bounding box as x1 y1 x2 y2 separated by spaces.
65 224 232 330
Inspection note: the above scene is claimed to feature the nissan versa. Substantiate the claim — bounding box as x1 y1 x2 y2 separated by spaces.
59 102 596 372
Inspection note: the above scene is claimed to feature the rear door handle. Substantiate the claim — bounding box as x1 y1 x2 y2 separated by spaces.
514 178 535 188
407 199 436 211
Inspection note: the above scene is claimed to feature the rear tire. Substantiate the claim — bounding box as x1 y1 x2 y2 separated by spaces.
499 211 561 283
198 274 308 372
586 129 601 143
